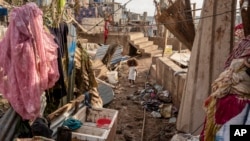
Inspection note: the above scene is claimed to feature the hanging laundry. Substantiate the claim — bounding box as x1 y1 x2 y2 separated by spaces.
74 42 103 108
58 0 66 13
0 3 59 120
67 24 77 75
104 20 109 44
49 22 69 100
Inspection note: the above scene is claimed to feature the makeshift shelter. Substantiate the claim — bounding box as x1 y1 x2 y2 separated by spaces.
177 0 236 135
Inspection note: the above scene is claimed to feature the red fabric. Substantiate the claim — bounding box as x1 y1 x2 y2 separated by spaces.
200 95 250 141
0 3 59 120
215 95 249 124
234 23 243 31
104 21 109 44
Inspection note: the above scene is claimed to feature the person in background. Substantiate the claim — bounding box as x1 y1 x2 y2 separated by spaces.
127 58 138 87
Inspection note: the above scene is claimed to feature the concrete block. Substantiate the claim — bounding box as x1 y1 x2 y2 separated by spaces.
137 41 154 49
129 32 144 40
155 57 187 108
150 64 156 79
132 37 148 44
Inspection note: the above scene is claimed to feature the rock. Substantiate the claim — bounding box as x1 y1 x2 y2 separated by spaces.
133 101 141 105
114 90 121 94
170 134 200 141
169 117 177 123
151 111 162 118
121 102 128 106
126 94 134 100
116 129 123 134
115 107 121 110
134 117 143 121
124 131 134 141
159 104 172 118
126 124 133 129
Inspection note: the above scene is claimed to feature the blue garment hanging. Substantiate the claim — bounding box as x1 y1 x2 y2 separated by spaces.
67 24 77 75
0 7 7 16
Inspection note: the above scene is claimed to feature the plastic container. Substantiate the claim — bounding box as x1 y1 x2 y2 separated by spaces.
96 118 111 128
106 71 118 84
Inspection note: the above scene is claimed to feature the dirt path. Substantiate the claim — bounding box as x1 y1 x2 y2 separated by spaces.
105 57 177 141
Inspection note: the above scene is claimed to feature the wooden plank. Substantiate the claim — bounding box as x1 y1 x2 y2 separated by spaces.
177 0 236 135
158 0 195 50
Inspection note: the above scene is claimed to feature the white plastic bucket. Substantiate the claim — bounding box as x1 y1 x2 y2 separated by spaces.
106 71 118 84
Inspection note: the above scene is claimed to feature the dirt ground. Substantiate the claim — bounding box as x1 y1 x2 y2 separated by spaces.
105 56 177 141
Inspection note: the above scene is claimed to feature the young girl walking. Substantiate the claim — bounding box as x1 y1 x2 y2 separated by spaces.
127 58 138 87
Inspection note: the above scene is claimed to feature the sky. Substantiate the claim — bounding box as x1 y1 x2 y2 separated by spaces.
114 0 204 16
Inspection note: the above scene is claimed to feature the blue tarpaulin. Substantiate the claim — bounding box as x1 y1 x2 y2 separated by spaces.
0 7 7 16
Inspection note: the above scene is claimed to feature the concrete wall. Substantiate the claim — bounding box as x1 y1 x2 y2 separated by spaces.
155 57 186 109
149 37 188 51
81 18 104 34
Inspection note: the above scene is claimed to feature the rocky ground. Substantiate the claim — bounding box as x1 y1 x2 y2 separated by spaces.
105 56 177 141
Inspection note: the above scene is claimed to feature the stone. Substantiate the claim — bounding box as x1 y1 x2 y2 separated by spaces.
169 117 177 123
123 131 134 141
151 111 162 118
121 102 128 106
134 117 143 121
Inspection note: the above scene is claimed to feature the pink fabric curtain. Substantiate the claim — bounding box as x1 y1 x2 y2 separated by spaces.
0 3 59 120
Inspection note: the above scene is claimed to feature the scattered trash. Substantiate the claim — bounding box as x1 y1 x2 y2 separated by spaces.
159 104 173 118
154 84 163 92
127 82 176 119
106 71 118 84
151 111 162 118
142 101 162 111
171 133 200 141
158 90 172 103
169 117 177 123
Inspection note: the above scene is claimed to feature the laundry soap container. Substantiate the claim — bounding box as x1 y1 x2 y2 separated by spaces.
106 71 118 84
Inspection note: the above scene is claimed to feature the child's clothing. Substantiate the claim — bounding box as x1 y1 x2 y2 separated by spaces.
128 66 137 81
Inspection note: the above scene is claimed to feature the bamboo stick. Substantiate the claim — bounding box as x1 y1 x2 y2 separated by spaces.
141 108 146 141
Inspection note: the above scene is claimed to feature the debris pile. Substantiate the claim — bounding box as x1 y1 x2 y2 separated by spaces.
127 83 178 119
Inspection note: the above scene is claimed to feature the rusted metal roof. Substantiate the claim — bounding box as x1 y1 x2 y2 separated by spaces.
94 44 124 65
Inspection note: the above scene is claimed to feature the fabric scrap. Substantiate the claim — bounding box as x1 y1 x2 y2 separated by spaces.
0 3 59 120
62 117 82 130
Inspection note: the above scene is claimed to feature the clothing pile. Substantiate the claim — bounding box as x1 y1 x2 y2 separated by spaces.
201 35 250 141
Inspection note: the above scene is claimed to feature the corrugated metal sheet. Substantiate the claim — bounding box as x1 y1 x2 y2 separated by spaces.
97 83 114 105
94 45 124 65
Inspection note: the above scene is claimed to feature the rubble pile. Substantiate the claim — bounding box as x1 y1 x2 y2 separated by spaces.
127 83 178 119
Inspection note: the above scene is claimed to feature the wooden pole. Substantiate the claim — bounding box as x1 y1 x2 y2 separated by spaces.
162 28 169 57
192 3 196 19
141 108 146 141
